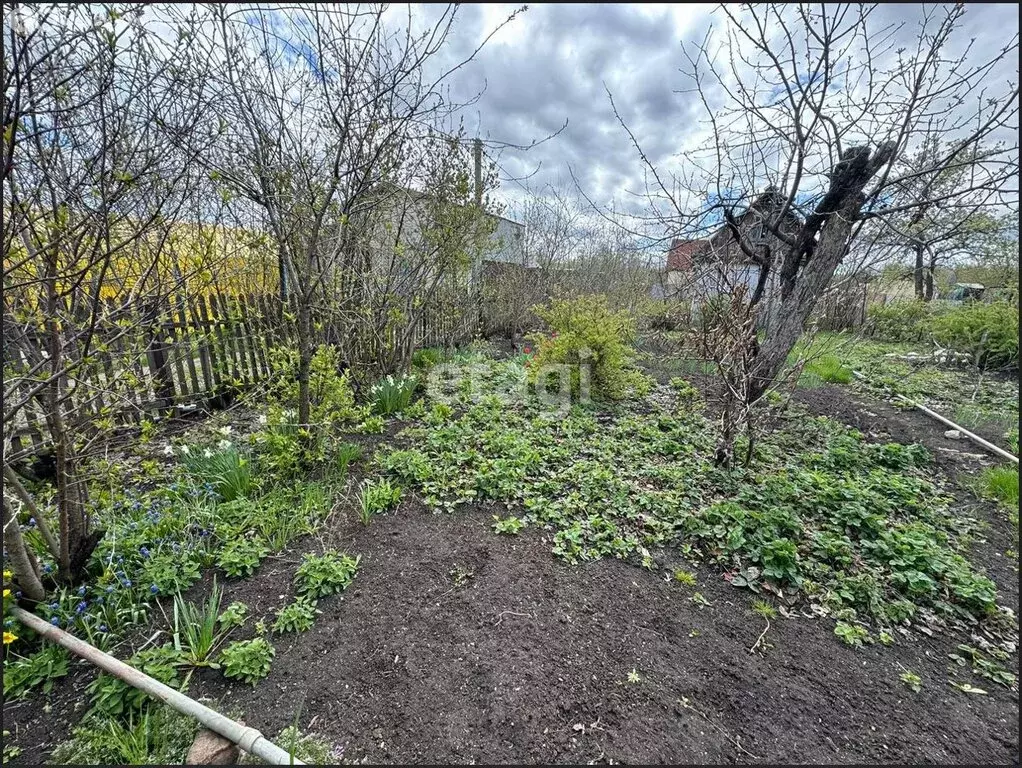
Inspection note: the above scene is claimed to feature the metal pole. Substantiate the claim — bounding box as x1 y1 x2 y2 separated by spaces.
851 370 1018 465
11 606 305 765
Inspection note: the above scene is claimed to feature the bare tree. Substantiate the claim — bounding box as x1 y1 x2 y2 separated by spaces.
183 3 519 424
872 135 1011 300
3 4 223 593
616 3 1018 465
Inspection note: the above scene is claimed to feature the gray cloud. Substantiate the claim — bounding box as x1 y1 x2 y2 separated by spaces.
430 3 1017 223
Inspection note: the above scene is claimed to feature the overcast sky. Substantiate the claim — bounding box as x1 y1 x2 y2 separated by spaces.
428 3 1019 222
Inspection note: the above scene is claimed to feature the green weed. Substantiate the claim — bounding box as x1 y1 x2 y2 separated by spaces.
294 551 359 598
220 637 274 685
272 597 319 634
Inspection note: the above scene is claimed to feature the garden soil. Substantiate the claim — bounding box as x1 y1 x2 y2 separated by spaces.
4 386 1018 765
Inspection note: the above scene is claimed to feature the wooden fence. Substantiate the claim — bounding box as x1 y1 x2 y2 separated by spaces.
5 293 293 460
5 290 478 460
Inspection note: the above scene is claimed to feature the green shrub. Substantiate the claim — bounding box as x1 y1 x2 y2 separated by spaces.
267 344 358 425
370 373 418 415
669 376 702 406
294 551 360 598
866 300 934 342
412 347 446 369
220 637 274 685
927 301 1019 369
639 298 689 331
527 294 651 400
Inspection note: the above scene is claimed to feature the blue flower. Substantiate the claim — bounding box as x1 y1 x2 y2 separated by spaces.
28 517 37 528
50 616 60 626
140 547 150 557
99 624 108 632
149 585 159 595
123 580 132 588
95 597 104 605
106 586 115 593
77 586 87 597
15 591 21 599
42 563 52 573
48 601 60 610
76 601 87 613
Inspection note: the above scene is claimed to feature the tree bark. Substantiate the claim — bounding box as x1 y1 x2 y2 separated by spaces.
296 294 313 428
914 243 926 300
743 144 896 408
924 252 937 300
2 498 46 601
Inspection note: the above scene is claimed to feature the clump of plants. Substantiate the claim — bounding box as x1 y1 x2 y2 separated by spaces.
273 596 319 634
866 299 935 342
259 344 362 473
370 373 418 415
358 478 402 525
175 441 252 501
3 644 70 700
335 442 363 478
492 515 525 535
217 536 268 578
88 644 184 717
218 602 249 629
802 354 853 384
927 300 1019 369
220 636 275 685
172 580 228 667
527 294 651 400
294 551 360 598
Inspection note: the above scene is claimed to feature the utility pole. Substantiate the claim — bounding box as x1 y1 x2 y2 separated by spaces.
471 137 484 339
473 137 483 207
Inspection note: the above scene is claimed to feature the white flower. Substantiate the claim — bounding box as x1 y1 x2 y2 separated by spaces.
258 414 268 425
203 449 213 459
179 445 190 455
219 426 233 436
218 439 232 451
163 445 174 457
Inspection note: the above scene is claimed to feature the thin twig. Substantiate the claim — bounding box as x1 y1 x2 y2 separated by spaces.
749 618 770 653
493 610 534 627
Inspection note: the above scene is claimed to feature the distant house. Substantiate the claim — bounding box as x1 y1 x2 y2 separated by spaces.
664 188 802 329
482 214 527 266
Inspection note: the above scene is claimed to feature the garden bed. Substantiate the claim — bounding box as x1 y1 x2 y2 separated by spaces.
3 343 1018 765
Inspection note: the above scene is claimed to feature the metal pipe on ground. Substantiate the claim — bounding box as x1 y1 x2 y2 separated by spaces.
851 370 1019 465
11 606 304 766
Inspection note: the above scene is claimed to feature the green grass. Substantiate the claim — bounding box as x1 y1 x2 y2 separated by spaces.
803 355 853 384
982 466 1019 507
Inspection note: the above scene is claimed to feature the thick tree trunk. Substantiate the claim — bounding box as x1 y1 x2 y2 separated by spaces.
747 198 858 404
2 498 46 601
914 243 926 300
924 253 936 301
